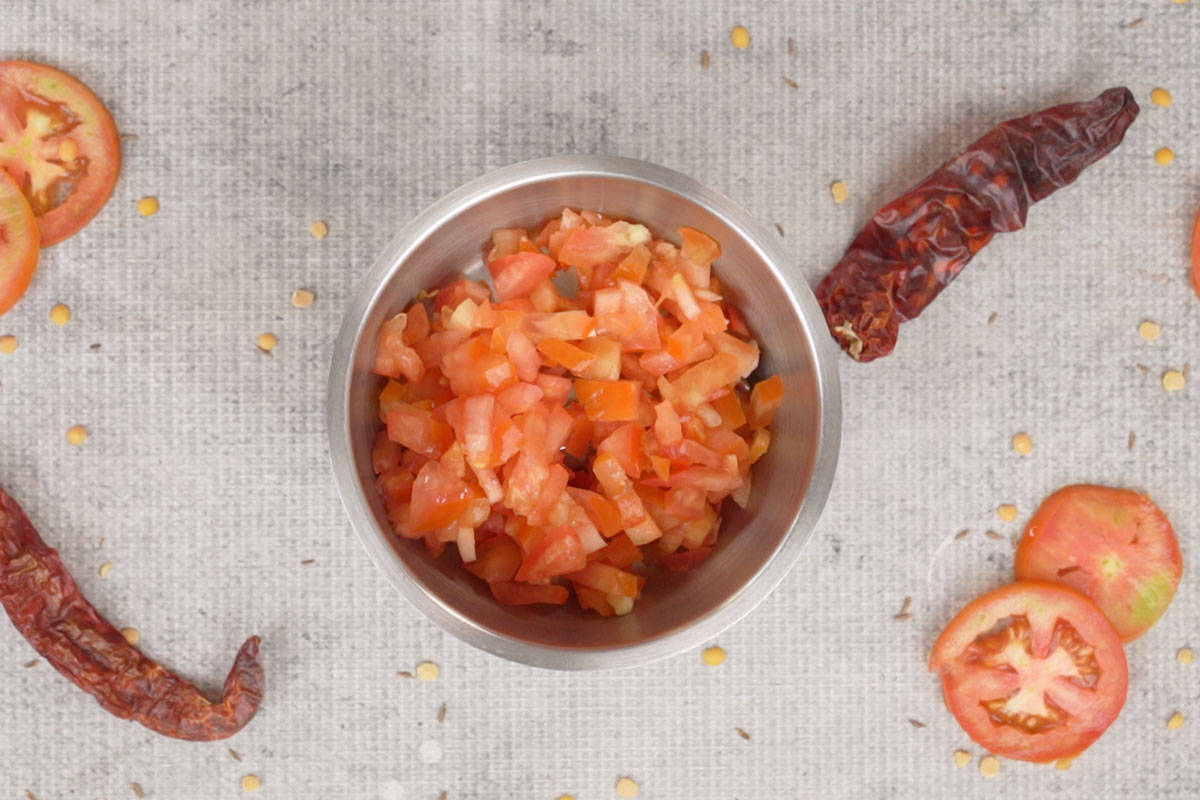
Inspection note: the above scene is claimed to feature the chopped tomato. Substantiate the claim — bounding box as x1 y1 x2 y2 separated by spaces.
748 374 784 429
0 61 120 246
930 581 1127 763
0 168 38 316
1014 484 1182 641
370 207 784 615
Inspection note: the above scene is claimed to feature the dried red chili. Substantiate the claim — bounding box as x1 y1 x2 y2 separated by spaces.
0 488 263 740
817 88 1139 361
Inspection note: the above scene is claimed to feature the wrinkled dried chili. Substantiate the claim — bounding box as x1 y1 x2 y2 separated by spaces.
0 488 263 740
818 87 1138 361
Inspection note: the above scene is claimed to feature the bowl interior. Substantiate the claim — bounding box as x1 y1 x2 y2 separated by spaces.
337 164 832 666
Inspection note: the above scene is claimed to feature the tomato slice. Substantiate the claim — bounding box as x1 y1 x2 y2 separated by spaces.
1014 484 1182 641
0 62 120 246
929 580 1127 763
0 169 38 315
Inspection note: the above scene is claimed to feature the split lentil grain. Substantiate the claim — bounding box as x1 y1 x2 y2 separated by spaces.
1178 647 1194 665
1054 757 1074 770
65 426 87 446
830 180 850 204
1155 147 1175 166
979 755 1000 778
730 26 750 50
953 749 971 768
997 504 1018 522
241 774 261 792
1162 370 1186 392
701 645 726 666
1150 88 1172 107
137 197 159 217
50 304 70 326
1139 320 1161 340
120 628 140 645
309 220 328 239
416 661 439 681
616 777 640 798
291 288 315 308
0 335 17 354
1167 711 1185 730
1011 432 1033 455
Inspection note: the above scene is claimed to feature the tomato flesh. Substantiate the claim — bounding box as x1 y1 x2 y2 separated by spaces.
0 168 38 315
0 61 120 246
1014 484 1182 641
930 580 1127 762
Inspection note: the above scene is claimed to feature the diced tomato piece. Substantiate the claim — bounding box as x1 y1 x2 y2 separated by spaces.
504 330 541 383
373 312 425 382
566 561 639 598
487 227 533 261
575 379 639 422
537 338 596 372
653 400 683 446
614 244 651 285
403 302 431 343
726 300 750 337
470 463 504 504
544 404 574 456
665 466 742 493
413 329 469 367
707 331 760 377
442 335 517 395
679 227 721 269
664 485 708 521
573 336 621 381
710 390 747 430
376 466 415 508
534 372 573 404
749 374 784 429
515 526 586 582
487 251 558 301
409 460 475 533
574 583 616 616
371 430 403 475
658 546 713 572
387 403 454 457
617 280 661 351
566 487 624 537
592 452 630 495
660 354 742 409
650 455 670 481
377 379 407 422
748 428 771 463
459 394 495 468
489 580 569 605
563 404 593 460
557 221 651 269
434 278 491 312
496 381 543 415
526 310 595 340
596 423 645 478
527 463 572 526
588 532 642 568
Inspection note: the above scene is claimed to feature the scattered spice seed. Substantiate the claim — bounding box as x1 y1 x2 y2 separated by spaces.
89 342 101 350
1139 320 1161 340
229 748 242 762
241 774 261 792
782 76 798 89
908 718 926 728
1162 370 1186 392
1172 0 1189 5
137 197 159 217
953 749 971 768
616 777 640 798
292 288 315 308
416 661 439 681
396 670 414 679
1167 711 1185 730
829 180 850 204
996 505 1017 522
987 312 998 324
300 558 316 565
99 562 113 579
25 791 36 800
49 303 70 326
985 530 1004 540
437 702 446 723
257 332 277 353
1129 17 1145 26
893 613 912 620
895 596 912 617
701 645 726 666
66 425 88 446
0 335 17 354
309 220 328 239
1150 88 1173 108
730 25 750 50
131 783 145 798
438 792 447 800
1011 432 1033 455
120 628 140 645
979 755 1000 778
1135 362 1149 373
556 795 574 800
954 528 971 540
1054 757 1074 770
787 37 796 56
774 222 784 237
735 727 751 740
23 659 37 668
1178 647 1194 665
700 50 710 70
1128 431 1136 450
1155 147 1175 166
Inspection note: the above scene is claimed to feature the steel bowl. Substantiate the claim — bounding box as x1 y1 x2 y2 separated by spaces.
327 155 841 669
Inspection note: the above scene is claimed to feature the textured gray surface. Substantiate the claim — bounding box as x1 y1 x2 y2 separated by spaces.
0 1 1197 798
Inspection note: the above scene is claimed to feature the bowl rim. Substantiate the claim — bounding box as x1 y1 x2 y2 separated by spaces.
327 155 842 669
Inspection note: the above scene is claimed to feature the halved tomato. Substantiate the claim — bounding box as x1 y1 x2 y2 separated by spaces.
0 169 38 315
929 580 1127 763
1015 484 1182 641
0 61 120 246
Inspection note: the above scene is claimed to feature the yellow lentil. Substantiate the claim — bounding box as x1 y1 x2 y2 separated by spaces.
1172 0 1188 5
99 562 113 579
953 749 971 768
121 627 140 645
50 304 71 326
65 426 88 446
730 26 750 50
1138 320 1161 341
0 335 17 354
1178 647 1194 665
1150 88 1173 107
1155 147 1175 166
701 645 726 666
257 332 277 352
1011 432 1033 455
416 661 440 681
137 197 159 217
1167 711 1185 730
291 288 315 308
830 180 850 204
556 795 575 800
1162 370 1186 392
240 774 261 792
616 777 639 798
997 504 1018 523
979 755 1000 778
309 220 328 239
58 138 78 161
1054 756 1074 770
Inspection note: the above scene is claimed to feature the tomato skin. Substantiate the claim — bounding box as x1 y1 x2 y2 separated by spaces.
0 61 120 246
930 580 1127 763
1014 484 1182 642
0 168 38 316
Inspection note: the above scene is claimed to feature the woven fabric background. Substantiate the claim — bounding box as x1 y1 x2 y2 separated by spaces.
1 1 1197 797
